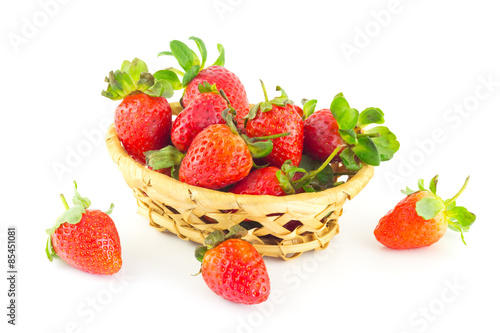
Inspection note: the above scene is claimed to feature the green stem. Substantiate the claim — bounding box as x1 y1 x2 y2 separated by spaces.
60 194 69 210
260 79 269 102
292 145 345 189
447 176 470 203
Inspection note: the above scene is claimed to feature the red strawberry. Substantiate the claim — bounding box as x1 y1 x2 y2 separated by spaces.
102 58 173 164
171 82 228 152
230 166 287 196
374 176 476 249
195 226 270 305
303 108 345 163
159 37 249 122
179 124 253 190
46 182 122 275
245 82 304 168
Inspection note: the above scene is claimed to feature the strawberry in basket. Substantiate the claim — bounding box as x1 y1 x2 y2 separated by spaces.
146 109 289 190
170 81 228 153
158 36 250 124
45 181 122 275
195 226 271 305
244 81 304 168
102 58 173 164
302 93 400 170
374 176 476 249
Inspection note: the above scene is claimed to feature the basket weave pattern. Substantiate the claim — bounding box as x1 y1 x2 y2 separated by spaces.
105 103 374 259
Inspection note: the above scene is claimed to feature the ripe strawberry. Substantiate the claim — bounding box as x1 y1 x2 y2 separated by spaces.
178 124 253 190
245 82 304 168
374 176 476 249
171 82 228 152
302 93 400 171
102 58 173 164
46 182 122 275
158 37 249 122
195 226 270 305
304 108 345 163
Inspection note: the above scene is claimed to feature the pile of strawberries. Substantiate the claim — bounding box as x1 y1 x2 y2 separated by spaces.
101 37 400 195
45 37 476 306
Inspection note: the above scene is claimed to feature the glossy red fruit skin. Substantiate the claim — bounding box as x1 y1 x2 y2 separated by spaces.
171 92 228 152
303 109 345 163
202 239 270 305
374 191 447 249
51 209 122 275
115 93 172 164
230 167 286 196
290 104 304 118
179 124 253 190
246 104 304 168
182 66 249 122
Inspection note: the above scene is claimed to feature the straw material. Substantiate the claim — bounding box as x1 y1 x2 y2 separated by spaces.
105 102 374 259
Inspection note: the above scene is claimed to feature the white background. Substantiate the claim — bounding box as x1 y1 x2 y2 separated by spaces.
2 0 499 332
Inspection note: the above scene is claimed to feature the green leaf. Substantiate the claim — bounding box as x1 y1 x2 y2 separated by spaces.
189 36 207 69
447 206 476 230
136 72 155 92
429 175 439 195
334 108 359 131
302 99 317 119
194 245 208 263
72 181 91 209
330 94 350 118
339 129 358 145
127 58 149 82
276 170 295 195
182 65 200 87
339 148 362 171
146 79 174 99
113 71 136 95
245 139 273 159
153 70 182 90
169 40 195 72
358 107 385 127
204 230 225 249
45 236 56 262
225 225 248 240
352 137 380 166
145 145 185 169
105 203 115 215
363 126 400 161
260 102 273 113
415 197 445 220
418 179 425 191
401 187 416 196
212 44 225 66
158 51 173 57
197 81 218 93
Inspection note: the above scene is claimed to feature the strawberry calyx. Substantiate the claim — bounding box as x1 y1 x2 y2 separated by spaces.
244 80 294 126
403 175 476 244
101 58 174 101
158 36 225 88
195 225 248 263
45 181 114 262
144 146 186 179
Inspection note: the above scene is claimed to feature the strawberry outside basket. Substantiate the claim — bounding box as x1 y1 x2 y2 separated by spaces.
105 102 374 260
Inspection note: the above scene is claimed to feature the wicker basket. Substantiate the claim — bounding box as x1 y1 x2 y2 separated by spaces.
105 102 374 260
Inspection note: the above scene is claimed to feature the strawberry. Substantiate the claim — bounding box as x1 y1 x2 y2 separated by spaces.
46 181 122 275
244 82 304 168
158 37 250 122
374 176 476 249
170 82 228 152
302 93 400 171
195 226 270 305
304 108 345 163
102 58 173 164
179 123 253 189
